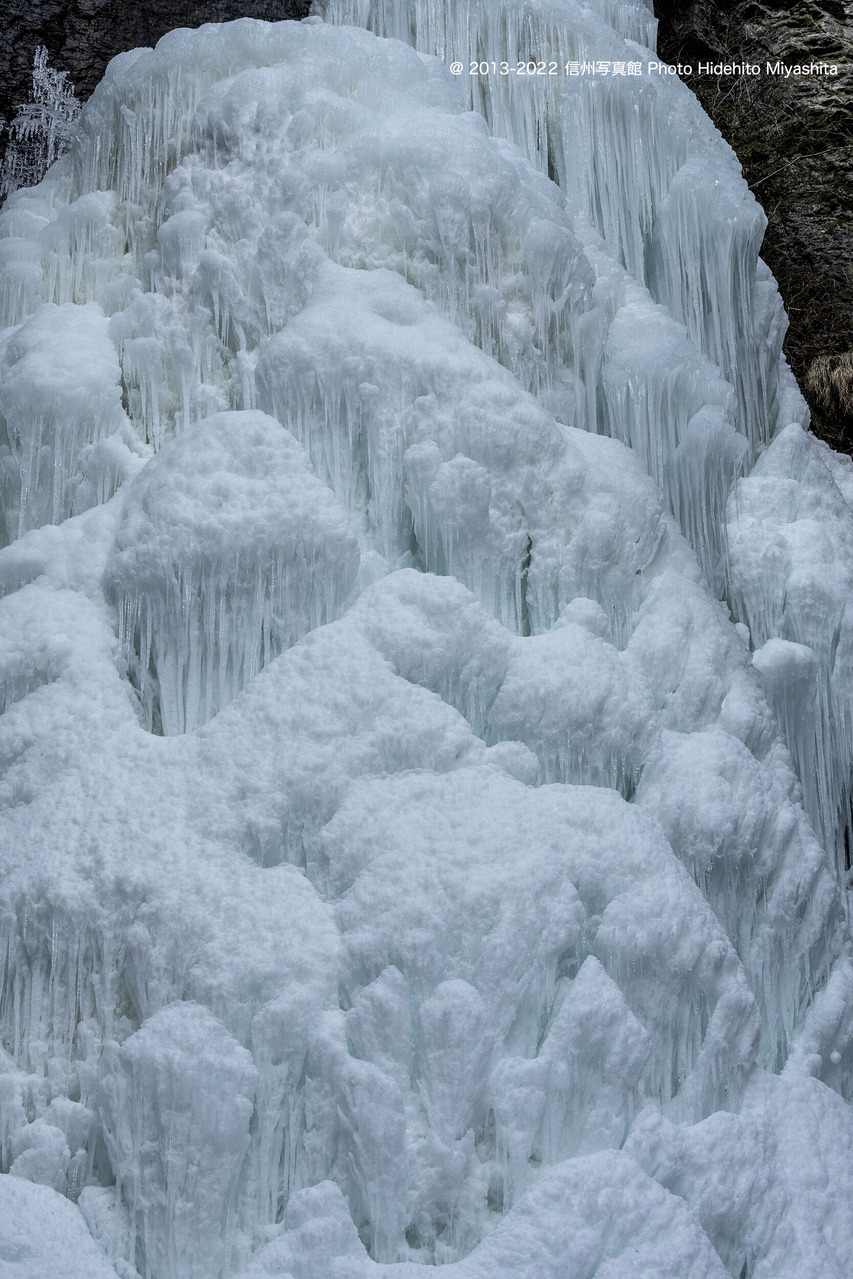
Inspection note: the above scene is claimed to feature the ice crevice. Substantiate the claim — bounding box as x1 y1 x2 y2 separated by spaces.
1 8 853 1279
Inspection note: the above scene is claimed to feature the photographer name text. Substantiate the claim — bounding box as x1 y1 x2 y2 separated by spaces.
652 60 839 77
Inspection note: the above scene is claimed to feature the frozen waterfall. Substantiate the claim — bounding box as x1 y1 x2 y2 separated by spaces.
2 6 853 1279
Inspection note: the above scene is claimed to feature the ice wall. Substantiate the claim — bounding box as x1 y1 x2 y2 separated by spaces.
0 9 853 1279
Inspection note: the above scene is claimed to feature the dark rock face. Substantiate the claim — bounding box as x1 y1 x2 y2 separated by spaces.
0 1 310 138
655 0 853 447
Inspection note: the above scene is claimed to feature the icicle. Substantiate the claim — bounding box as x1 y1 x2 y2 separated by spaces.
106 410 359 734
0 303 131 546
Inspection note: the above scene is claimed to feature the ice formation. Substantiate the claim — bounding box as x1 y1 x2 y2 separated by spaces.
1 5 853 1279
106 410 359 733
729 423 853 879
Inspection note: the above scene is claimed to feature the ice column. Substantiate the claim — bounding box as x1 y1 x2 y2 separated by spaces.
99 1002 258 1279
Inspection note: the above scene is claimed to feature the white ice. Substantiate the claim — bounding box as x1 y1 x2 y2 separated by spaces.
729 423 853 875
1 7 853 1279
107 409 359 732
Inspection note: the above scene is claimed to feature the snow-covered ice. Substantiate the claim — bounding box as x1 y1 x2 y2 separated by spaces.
107 409 359 732
0 1175 121 1279
1 4 853 1279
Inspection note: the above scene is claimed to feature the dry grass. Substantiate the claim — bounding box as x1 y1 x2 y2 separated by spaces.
805 351 853 430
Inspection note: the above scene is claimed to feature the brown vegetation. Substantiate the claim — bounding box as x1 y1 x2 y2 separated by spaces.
806 351 853 436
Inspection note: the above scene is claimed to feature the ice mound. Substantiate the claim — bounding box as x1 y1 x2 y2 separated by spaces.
107 409 359 733
0 7 853 1279
235 1160 733 1279
0 1174 121 1279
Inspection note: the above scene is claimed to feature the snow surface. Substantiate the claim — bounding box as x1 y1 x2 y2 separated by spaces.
0 1175 120 1279
1 4 853 1279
